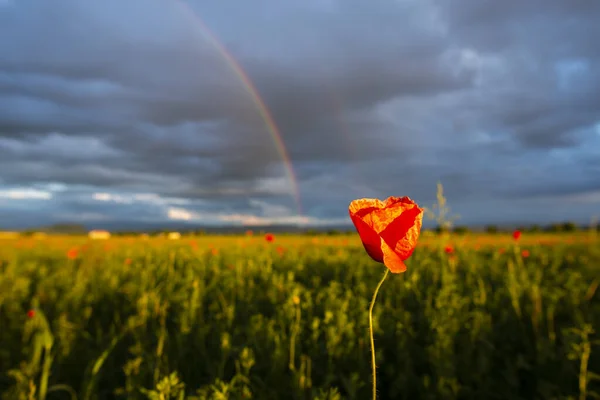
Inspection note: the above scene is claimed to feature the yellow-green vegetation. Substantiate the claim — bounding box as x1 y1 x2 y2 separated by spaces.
0 233 599 399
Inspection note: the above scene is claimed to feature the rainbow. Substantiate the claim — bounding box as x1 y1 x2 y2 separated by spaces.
174 2 303 216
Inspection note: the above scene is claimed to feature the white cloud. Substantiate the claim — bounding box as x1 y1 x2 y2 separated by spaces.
92 192 132 204
166 205 348 226
217 213 310 226
133 193 190 206
167 207 199 221
0 188 52 200
217 214 348 226
93 192 191 206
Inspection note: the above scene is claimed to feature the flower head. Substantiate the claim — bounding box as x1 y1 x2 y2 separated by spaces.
349 196 423 273
27 309 35 319
513 230 522 241
66 247 78 260
265 233 275 243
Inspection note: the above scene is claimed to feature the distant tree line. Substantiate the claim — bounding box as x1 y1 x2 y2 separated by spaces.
21 224 87 236
484 222 582 234
425 221 592 235
442 222 587 235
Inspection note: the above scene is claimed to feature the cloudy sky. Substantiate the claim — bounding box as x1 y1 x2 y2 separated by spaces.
1 0 599 229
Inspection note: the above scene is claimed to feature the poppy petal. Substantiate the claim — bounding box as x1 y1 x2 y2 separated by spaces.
350 213 384 262
380 238 407 273
349 198 385 218
379 205 423 259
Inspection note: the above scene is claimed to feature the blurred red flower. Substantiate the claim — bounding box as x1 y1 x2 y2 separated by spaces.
27 309 35 319
265 233 275 243
513 230 522 241
444 245 454 254
349 196 423 273
66 247 78 260
521 249 530 258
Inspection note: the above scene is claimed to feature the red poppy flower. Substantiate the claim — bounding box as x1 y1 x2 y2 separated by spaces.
521 249 530 258
349 196 423 273
265 233 275 243
444 245 454 254
513 230 522 241
66 247 78 260
27 309 35 319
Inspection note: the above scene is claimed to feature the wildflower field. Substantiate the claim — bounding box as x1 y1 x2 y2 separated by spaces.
0 232 599 399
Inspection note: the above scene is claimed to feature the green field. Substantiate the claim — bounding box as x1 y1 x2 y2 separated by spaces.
1 233 599 399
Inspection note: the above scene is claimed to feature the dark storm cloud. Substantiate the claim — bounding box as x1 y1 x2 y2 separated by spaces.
434 0 600 150
1 0 599 226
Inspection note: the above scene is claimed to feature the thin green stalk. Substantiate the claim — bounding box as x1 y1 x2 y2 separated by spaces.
579 330 592 400
369 268 389 400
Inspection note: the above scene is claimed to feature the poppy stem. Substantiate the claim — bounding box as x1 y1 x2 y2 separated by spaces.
369 268 389 400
